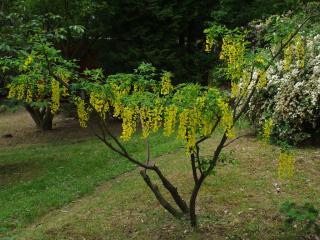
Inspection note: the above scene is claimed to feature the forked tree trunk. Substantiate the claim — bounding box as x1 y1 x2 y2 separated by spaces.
25 105 53 131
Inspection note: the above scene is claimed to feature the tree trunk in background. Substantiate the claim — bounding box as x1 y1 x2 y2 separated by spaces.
25 105 53 131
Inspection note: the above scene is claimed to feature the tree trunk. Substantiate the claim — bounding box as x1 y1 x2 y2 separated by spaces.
25 105 53 131
189 174 206 227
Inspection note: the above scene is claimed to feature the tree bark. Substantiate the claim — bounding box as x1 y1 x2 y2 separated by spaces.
153 166 189 214
189 174 206 227
25 105 53 131
140 170 183 219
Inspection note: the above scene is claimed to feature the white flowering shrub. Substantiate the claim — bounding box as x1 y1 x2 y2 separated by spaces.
249 33 320 144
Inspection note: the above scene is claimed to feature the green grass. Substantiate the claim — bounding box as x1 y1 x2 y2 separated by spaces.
1 124 319 239
0 132 182 236
13 136 320 240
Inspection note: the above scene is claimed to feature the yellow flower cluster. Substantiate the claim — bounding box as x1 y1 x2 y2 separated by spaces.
283 36 305 70
205 37 214 52
217 98 235 138
284 44 293 71
295 35 305 68
22 55 33 71
7 83 25 100
26 89 33 104
164 105 178 136
240 71 251 96
37 81 45 97
278 151 295 179
177 108 201 153
255 55 267 65
257 70 267 89
150 104 163 133
75 97 90 128
110 84 129 117
120 107 137 141
262 118 273 142
160 72 173 95
231 82 239 98
51 79 60 114
139 107 152 138
137 104 163 139
201 119 214 136
220 36 245 81
90 92 109 119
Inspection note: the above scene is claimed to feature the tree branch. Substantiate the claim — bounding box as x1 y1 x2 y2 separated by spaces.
140 170 183 219
223 133 255 148
190 153 198 183
152 166 189 214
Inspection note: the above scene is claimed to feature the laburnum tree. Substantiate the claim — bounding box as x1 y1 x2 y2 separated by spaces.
0 11 83 130
49 13 314 225
6 5 316 226
5 40 78 130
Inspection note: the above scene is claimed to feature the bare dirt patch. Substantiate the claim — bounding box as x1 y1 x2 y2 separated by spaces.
0 109 121 148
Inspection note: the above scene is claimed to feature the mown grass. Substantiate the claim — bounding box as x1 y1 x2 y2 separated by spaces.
0 132 182 237
13 135 320 240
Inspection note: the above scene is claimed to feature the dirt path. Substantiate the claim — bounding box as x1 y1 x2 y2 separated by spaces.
0 109 122 148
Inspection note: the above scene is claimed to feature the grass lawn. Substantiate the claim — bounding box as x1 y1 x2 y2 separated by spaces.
9 136 320 240
1 112 319 239
0 132 182 238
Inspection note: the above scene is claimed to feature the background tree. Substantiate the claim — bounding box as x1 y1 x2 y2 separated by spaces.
0 12 82 130
11 0 308 86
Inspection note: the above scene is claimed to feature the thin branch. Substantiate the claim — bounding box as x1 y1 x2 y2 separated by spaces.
100 119 129 155
190 153 198 183
146 138 150 165
195 145 203 175
196 117 221 146
233 65 255 118
193 118 221 175
223 133 255 148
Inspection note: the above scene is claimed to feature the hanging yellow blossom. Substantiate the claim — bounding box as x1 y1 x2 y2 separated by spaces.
22 55 33 71
217 97 235 138
90 92 109 119
240 71 251 96
110 83 127 118
26 88 33 104
164 105 178 136
283 44 293 71
262 118 273 142
161 72 173 95
295 35 305 68
231 82 239 98
201 119 214 136
139 107 152 139
278 151 295 179
257 70 268 89
75 97 90 128
150 104 163 132
37 81 45 97
186 108 199 152
51 79 60 114
220 36 246 81
177 108 202 154
196 95 206 109
121 107 137 141
8 83 26 100
205 37 214 52
177 109 189 141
